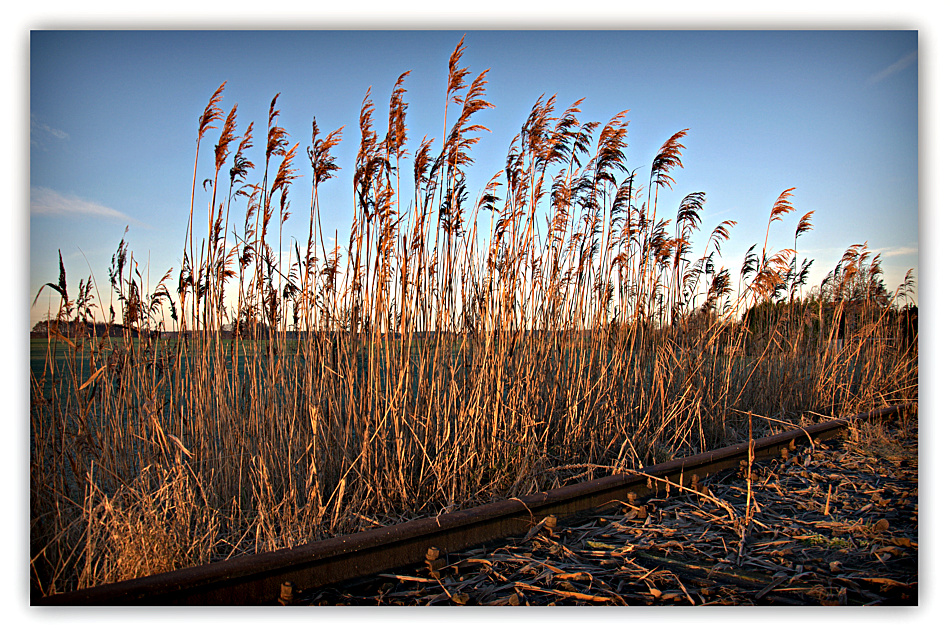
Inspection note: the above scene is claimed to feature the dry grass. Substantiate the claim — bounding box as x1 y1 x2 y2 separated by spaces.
29 37 918 596
300 416 917 606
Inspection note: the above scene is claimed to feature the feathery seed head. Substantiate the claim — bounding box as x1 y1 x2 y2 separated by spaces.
197 81 227 141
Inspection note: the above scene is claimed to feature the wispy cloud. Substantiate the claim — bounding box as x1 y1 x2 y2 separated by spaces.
30 113 69 149
881 245 918 258
31 186 134 223
867 50 918 86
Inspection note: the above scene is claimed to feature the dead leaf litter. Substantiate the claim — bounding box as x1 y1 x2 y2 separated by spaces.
298 418 918 606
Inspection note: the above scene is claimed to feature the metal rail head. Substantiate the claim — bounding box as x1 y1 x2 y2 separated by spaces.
37 402 914 606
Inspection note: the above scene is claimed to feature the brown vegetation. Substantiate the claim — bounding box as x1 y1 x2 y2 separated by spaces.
30 37 917 597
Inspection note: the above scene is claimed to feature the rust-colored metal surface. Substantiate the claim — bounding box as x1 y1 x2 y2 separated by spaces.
37 403 912 606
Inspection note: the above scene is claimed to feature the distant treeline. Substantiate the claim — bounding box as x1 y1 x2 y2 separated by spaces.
29 319 478 341
31 306 918 347
30 320 139 339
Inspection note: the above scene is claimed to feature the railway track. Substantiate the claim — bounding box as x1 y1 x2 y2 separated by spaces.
37 403 914 606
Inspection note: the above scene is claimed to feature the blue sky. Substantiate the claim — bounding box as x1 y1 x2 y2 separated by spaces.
30 30 918 326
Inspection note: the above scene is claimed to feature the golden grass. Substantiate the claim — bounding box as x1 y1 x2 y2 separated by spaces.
29 37 917 596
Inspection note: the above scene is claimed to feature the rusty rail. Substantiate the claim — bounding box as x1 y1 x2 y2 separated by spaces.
37 403 913 605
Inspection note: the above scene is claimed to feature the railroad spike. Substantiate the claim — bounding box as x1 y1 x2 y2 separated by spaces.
425 546 445 578
279 581 295 606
